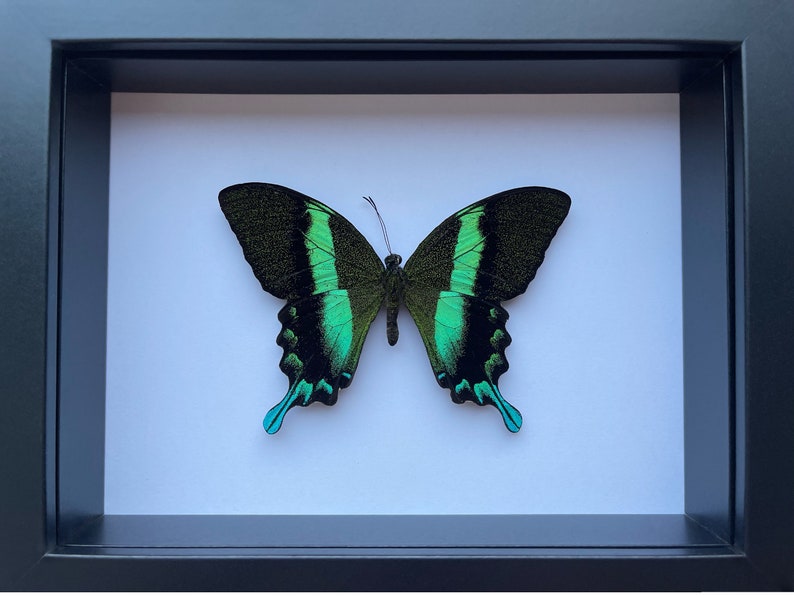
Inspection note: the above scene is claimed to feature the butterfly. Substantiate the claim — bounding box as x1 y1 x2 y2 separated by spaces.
219 183 570 434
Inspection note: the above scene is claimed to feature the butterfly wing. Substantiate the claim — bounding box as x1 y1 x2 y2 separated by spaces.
403 187 571 432
219 183 385 433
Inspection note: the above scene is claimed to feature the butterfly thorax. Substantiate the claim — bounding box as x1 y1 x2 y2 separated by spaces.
383 253 405 346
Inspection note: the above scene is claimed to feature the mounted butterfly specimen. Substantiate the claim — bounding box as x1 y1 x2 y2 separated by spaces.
219 183 570 434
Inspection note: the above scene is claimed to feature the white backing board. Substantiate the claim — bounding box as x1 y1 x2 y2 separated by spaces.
106 93 683 514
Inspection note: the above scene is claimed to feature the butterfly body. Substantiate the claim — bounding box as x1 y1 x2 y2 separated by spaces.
219 183 570 434
383 253 405 346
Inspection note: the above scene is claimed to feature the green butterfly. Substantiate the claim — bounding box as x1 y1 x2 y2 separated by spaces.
219 183 570 434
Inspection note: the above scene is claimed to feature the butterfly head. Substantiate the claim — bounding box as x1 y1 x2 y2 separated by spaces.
384 253 403 271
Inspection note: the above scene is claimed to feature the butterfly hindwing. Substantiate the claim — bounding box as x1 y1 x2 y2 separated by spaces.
403 187 571 432
219 183 385 433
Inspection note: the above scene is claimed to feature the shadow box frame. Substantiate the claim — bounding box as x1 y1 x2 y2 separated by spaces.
1 0 793 590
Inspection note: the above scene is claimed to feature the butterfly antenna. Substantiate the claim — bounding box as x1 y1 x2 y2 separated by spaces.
363 195 393 255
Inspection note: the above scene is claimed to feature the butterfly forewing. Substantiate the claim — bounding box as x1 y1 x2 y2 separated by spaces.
219 183 385 433
403 187 571 432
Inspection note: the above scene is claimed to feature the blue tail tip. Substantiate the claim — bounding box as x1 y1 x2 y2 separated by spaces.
499 401 523 433
263 404 288 434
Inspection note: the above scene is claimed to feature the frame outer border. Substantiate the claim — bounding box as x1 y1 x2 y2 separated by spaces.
740 0 794 587
0 1 57 588
1 0 793 590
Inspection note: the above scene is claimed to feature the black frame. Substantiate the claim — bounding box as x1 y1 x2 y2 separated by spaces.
1 0 793 590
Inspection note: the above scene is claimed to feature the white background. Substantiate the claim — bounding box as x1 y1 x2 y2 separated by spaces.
105 93 683 514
